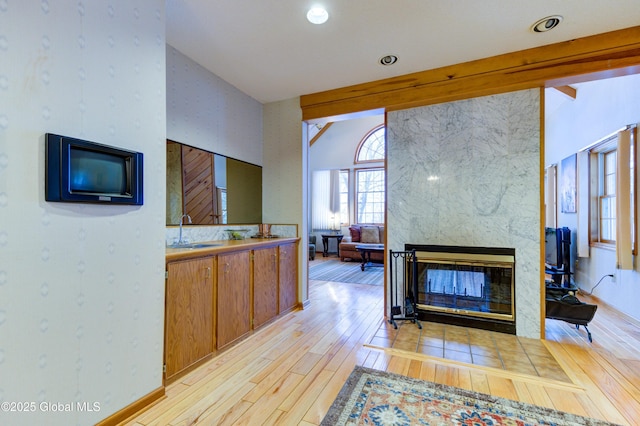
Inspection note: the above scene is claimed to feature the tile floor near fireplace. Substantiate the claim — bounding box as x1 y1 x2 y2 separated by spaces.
368 319 571 383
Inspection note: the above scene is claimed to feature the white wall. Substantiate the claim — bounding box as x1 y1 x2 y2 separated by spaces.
166 45 263 166
262 98 306 300
0 2 166 425
545 74 640 321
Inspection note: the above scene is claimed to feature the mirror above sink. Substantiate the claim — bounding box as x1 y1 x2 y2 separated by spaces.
166 140 263 226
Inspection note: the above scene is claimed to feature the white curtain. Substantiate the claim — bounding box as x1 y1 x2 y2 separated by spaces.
329 169 340 217
616 128 633 270
577 150 590 258
545 165 557 229
312 169 341 230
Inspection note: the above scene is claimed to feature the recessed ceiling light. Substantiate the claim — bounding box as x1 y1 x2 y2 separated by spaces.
379 55 398 66
531 15 563 33
307 7 329 25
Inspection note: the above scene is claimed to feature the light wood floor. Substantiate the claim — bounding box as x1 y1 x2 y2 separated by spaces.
123 279 640 425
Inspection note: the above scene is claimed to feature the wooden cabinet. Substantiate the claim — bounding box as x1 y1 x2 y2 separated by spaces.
279 242 298 314
164 238 299 380
253 246 278 328
217 250 251 349
164 256 214 380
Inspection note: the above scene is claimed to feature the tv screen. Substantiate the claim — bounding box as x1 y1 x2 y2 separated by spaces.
70 148 127 195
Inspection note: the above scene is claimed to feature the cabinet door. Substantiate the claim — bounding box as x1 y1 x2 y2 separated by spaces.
165 257 214 380
253 247 278 328
217 250 251 348
279 242 298 314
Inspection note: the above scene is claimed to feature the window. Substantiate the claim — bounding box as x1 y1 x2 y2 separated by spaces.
586 127 636 263
356 168 385 223
599 149 617 243
352 126 386 224
318 124 385 226
589 137 617 246
356 126 385 163
216 187 227 224
311 169 341 230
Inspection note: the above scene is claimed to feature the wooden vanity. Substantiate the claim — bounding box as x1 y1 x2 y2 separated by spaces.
164 237 299 382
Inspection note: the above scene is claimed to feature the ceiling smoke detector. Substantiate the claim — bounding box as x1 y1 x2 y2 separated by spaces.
379 55 398 66
531 15 563 33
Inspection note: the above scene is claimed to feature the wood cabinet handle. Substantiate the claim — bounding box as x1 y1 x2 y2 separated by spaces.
205 267 211 278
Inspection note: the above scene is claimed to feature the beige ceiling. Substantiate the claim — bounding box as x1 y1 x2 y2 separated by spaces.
166 1 640 104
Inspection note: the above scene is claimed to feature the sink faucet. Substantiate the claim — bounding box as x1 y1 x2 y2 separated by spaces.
177 214 192 245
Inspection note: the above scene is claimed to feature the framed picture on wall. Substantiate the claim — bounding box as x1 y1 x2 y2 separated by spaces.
560 154 577 213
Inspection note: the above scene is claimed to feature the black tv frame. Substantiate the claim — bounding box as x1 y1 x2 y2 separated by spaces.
45 133 143 205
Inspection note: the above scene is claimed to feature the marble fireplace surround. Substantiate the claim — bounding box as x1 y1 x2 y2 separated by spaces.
387 89 541 338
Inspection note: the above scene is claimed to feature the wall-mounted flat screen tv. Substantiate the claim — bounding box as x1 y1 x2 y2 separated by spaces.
45 133 143 205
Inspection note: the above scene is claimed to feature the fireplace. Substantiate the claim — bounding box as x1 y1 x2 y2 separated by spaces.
405 244 516 334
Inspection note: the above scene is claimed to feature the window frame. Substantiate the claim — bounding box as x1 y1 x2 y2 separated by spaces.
589 137 617 248
355 166 385 225
354 125 385 164
599 149 617 244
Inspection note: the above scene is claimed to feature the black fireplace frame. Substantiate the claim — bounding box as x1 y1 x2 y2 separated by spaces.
405 244 516 334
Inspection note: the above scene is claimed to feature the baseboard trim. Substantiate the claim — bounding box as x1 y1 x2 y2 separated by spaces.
95 386 165 426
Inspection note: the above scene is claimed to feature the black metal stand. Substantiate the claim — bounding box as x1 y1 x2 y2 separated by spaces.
546 285 597 343
577 324 593 343
389 250 421 329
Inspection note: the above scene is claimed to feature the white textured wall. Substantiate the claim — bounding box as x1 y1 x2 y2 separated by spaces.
387 89 542 338
0 2 166 425
263 98 306 300
545 75 640 321
166 45 263 166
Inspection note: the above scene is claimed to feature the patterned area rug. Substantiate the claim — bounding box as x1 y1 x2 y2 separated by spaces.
321 366 619 426
309 259 383 285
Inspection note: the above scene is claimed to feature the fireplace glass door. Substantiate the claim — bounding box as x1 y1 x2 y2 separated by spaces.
414 258 514 321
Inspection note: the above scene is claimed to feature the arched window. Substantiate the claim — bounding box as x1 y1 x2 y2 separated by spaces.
355 126 385 163
352 125 385 223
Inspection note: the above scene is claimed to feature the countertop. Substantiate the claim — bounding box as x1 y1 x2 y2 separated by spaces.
166 237 300 262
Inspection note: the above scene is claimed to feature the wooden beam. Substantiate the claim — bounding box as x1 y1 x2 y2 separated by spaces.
552 85 577 99
301 26 640 121
309 122 333 146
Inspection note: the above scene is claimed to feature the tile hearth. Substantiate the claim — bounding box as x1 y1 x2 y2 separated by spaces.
368 319 571 383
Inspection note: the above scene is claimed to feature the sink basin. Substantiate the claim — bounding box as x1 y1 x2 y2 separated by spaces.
188 243 221 248
167 242 221 249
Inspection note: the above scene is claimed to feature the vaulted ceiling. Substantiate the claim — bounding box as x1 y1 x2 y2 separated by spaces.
166 1 640 104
